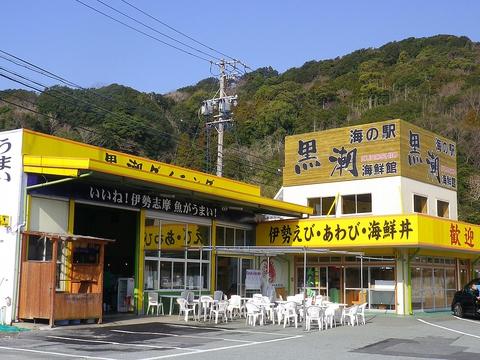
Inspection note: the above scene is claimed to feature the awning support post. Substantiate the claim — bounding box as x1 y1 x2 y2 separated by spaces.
199 247 203 301
360 255 364 303
303 247 307 331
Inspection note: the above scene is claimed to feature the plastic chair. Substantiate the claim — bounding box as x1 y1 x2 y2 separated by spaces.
213 290 224 302
342 305 359 326
245 302 263 326
324 303 340 329
356 303 367 325
146 292 164 316
177 297 195 322
227 295 244 319
283 301 298 328
210 300 228 324
199 295 214 321
306 306 323 331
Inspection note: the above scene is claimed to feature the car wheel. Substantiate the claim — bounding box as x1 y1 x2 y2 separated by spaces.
453 303 464 318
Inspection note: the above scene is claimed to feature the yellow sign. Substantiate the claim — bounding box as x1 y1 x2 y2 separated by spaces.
144 222 209 251
22 130 260 197
0 215 10 227
283 119 456 190
256 214 480 252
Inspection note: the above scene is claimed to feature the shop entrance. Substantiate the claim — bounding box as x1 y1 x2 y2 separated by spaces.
298 266 343 302
216 256 253 297
74 203 138 313
411 256 457 312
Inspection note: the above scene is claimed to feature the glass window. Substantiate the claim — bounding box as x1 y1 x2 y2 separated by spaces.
144 260 159 290
172 262 184 289
246 230 255 246
307 198 321 215
225 228 235 246
27 235 53 261
342 195 356 214
322 197 336 215
144 218 161 256
437 200 449 218
159 261 172 289
357 194 372 213
308 197 337 216
235 229 245 246
144 217 211 291
414 194 428 214
342 194 371 214
216 226 225 246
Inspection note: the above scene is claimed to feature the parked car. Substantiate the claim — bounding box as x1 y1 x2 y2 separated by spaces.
451 278 480 318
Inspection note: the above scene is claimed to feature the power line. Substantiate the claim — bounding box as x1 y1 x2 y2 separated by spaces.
73 0 213 63
0 70 169 154
0 68 277 175
0 50 171 128
94 0 222 62
119 0 237 62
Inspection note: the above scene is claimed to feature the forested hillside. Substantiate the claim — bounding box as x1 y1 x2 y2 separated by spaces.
1 35 480 222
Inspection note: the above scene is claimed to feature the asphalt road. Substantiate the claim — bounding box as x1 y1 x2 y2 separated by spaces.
1 313 480 360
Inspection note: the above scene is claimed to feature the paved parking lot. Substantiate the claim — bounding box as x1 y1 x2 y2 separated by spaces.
1 313 480 359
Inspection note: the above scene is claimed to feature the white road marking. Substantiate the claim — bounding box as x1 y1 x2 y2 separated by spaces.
111 329 253 343
0 345 117 360
417 319 480 339
47 335 202 352
137 335 303 360
167 323 295 337
453 316 480 325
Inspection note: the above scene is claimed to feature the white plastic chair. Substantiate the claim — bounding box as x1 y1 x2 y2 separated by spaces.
213 290 224 302
199 295 214 321
177 297 195 322
210 300 228 324
342 305 359 326
283 301 298 328
245 302 263 326
356 303 367 325
306 306 323 331
227 295 243 319
324 304 340 329
146 292 164 316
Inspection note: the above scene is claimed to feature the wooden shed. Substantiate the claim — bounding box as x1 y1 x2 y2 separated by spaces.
18 231 114 326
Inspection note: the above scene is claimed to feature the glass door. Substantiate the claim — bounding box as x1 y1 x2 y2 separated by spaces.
216 256 253 297
327 266 342 303
239 258 252 296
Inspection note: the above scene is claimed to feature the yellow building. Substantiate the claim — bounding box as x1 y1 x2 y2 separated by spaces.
265 118 479 314
1 119 478 324
0 128 311 324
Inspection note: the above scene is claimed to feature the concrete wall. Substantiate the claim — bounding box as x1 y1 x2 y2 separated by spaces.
280 175 458 219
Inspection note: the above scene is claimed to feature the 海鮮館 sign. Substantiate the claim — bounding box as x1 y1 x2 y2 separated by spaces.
283 119 457 190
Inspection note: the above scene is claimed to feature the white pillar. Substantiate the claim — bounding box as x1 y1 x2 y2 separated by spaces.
395 249 409 315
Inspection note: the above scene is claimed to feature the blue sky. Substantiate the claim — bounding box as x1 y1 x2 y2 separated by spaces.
1 0 479 94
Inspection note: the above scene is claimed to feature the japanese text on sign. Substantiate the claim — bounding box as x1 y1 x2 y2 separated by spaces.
88 186 218 218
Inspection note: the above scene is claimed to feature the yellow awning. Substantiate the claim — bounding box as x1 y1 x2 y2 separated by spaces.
23 155 313 217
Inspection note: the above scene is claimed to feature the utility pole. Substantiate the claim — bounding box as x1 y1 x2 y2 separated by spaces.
201 59 245 177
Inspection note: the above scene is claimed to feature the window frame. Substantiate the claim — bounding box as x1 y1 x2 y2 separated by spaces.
307 196 337 216
436 199 450 219
143 217 212 292
341 193 372 215
413 194 428 214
